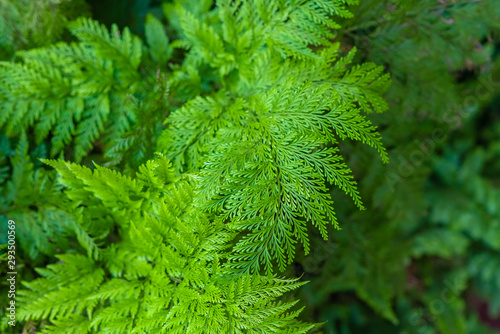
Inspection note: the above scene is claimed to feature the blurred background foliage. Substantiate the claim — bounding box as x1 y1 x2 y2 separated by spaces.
1 0 499 333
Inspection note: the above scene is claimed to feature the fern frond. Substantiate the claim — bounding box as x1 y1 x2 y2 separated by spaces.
171 77 387 273
18 157 316 332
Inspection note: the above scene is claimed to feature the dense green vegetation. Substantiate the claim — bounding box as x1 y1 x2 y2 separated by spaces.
1 0 499 333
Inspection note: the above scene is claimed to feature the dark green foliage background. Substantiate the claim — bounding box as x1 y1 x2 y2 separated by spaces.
1 0 500 333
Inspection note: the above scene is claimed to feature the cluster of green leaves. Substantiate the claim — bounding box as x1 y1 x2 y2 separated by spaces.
0 15 169 163
16 156 315 333
0 0 394 332
0 15 173 328
1 0 500 333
